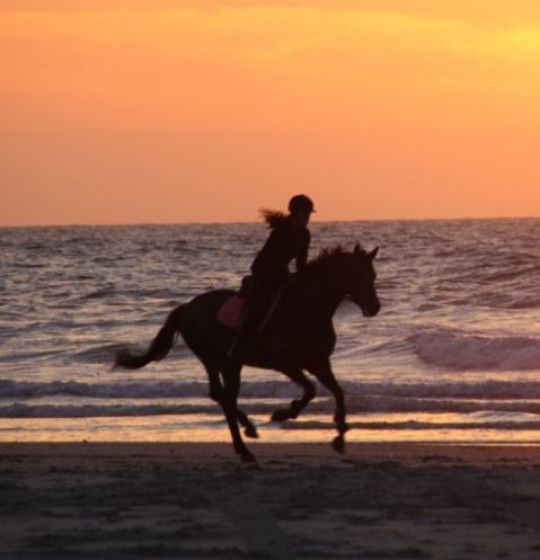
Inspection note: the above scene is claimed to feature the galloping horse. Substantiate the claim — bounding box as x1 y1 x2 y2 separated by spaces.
115 244 380 462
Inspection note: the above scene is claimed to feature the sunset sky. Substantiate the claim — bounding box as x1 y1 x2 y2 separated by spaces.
2 1 540 225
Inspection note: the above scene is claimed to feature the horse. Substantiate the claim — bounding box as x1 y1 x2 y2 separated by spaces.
114 243 380 462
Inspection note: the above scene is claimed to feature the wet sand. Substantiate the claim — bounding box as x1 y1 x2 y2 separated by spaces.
1 442 539 559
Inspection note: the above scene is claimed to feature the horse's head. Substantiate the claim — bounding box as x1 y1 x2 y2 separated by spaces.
347 243 381 317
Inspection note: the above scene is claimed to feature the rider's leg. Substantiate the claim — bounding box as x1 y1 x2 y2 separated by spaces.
228 277 277 360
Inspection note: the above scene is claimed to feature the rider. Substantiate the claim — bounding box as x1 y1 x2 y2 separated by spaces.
228 194 315 360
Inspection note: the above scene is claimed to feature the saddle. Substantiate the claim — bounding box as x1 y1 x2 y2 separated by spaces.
217 294 245 329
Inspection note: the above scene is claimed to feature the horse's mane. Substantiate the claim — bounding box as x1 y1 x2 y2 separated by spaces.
260 209 288 230
300 245 350 276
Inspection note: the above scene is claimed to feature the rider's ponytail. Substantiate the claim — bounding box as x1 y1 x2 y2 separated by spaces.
260 209 287 229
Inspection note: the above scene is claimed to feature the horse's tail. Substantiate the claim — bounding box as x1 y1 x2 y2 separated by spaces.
114 304 186 370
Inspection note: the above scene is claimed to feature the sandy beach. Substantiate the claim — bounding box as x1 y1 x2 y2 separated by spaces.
1 442 539 559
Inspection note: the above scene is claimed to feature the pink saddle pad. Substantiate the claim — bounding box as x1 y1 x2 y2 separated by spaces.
217 294 245 329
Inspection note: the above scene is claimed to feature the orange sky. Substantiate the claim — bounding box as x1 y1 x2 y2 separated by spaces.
2 1 540 225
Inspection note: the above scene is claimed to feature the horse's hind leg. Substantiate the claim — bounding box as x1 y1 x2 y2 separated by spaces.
220 362 258 439
271 369 316 422
307 359 349 453
203 363 256 463
235 406 259 439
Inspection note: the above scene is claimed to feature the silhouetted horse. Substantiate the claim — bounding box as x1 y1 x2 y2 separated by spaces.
115 244 380 462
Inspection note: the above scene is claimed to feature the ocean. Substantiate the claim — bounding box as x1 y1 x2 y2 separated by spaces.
1 219 539 445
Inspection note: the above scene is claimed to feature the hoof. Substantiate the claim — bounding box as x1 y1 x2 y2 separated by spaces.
271 409 290 422
332 435 345 454
244 425 259 439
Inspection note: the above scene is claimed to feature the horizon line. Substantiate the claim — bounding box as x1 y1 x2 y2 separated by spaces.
1 214 539 229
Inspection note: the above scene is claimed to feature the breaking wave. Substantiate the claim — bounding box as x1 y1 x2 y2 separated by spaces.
411 330 540 371
1 379 540 418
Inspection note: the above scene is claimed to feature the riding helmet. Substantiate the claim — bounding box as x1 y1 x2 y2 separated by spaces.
288 194 315 215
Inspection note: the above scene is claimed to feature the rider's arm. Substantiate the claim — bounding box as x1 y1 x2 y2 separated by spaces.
295 229 310 272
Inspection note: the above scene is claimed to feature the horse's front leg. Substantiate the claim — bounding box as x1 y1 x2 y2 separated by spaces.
271 369 316 422
307 359 349 453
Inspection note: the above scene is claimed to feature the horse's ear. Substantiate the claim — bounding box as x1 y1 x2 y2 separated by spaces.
368 247 379 260
353 243 361 256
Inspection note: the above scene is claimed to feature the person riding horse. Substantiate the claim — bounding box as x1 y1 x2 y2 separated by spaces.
115 229 381 462
228 194 315 361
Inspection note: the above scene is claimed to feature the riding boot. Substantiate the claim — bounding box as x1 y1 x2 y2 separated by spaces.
227 295 263 361
227 276 279 362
